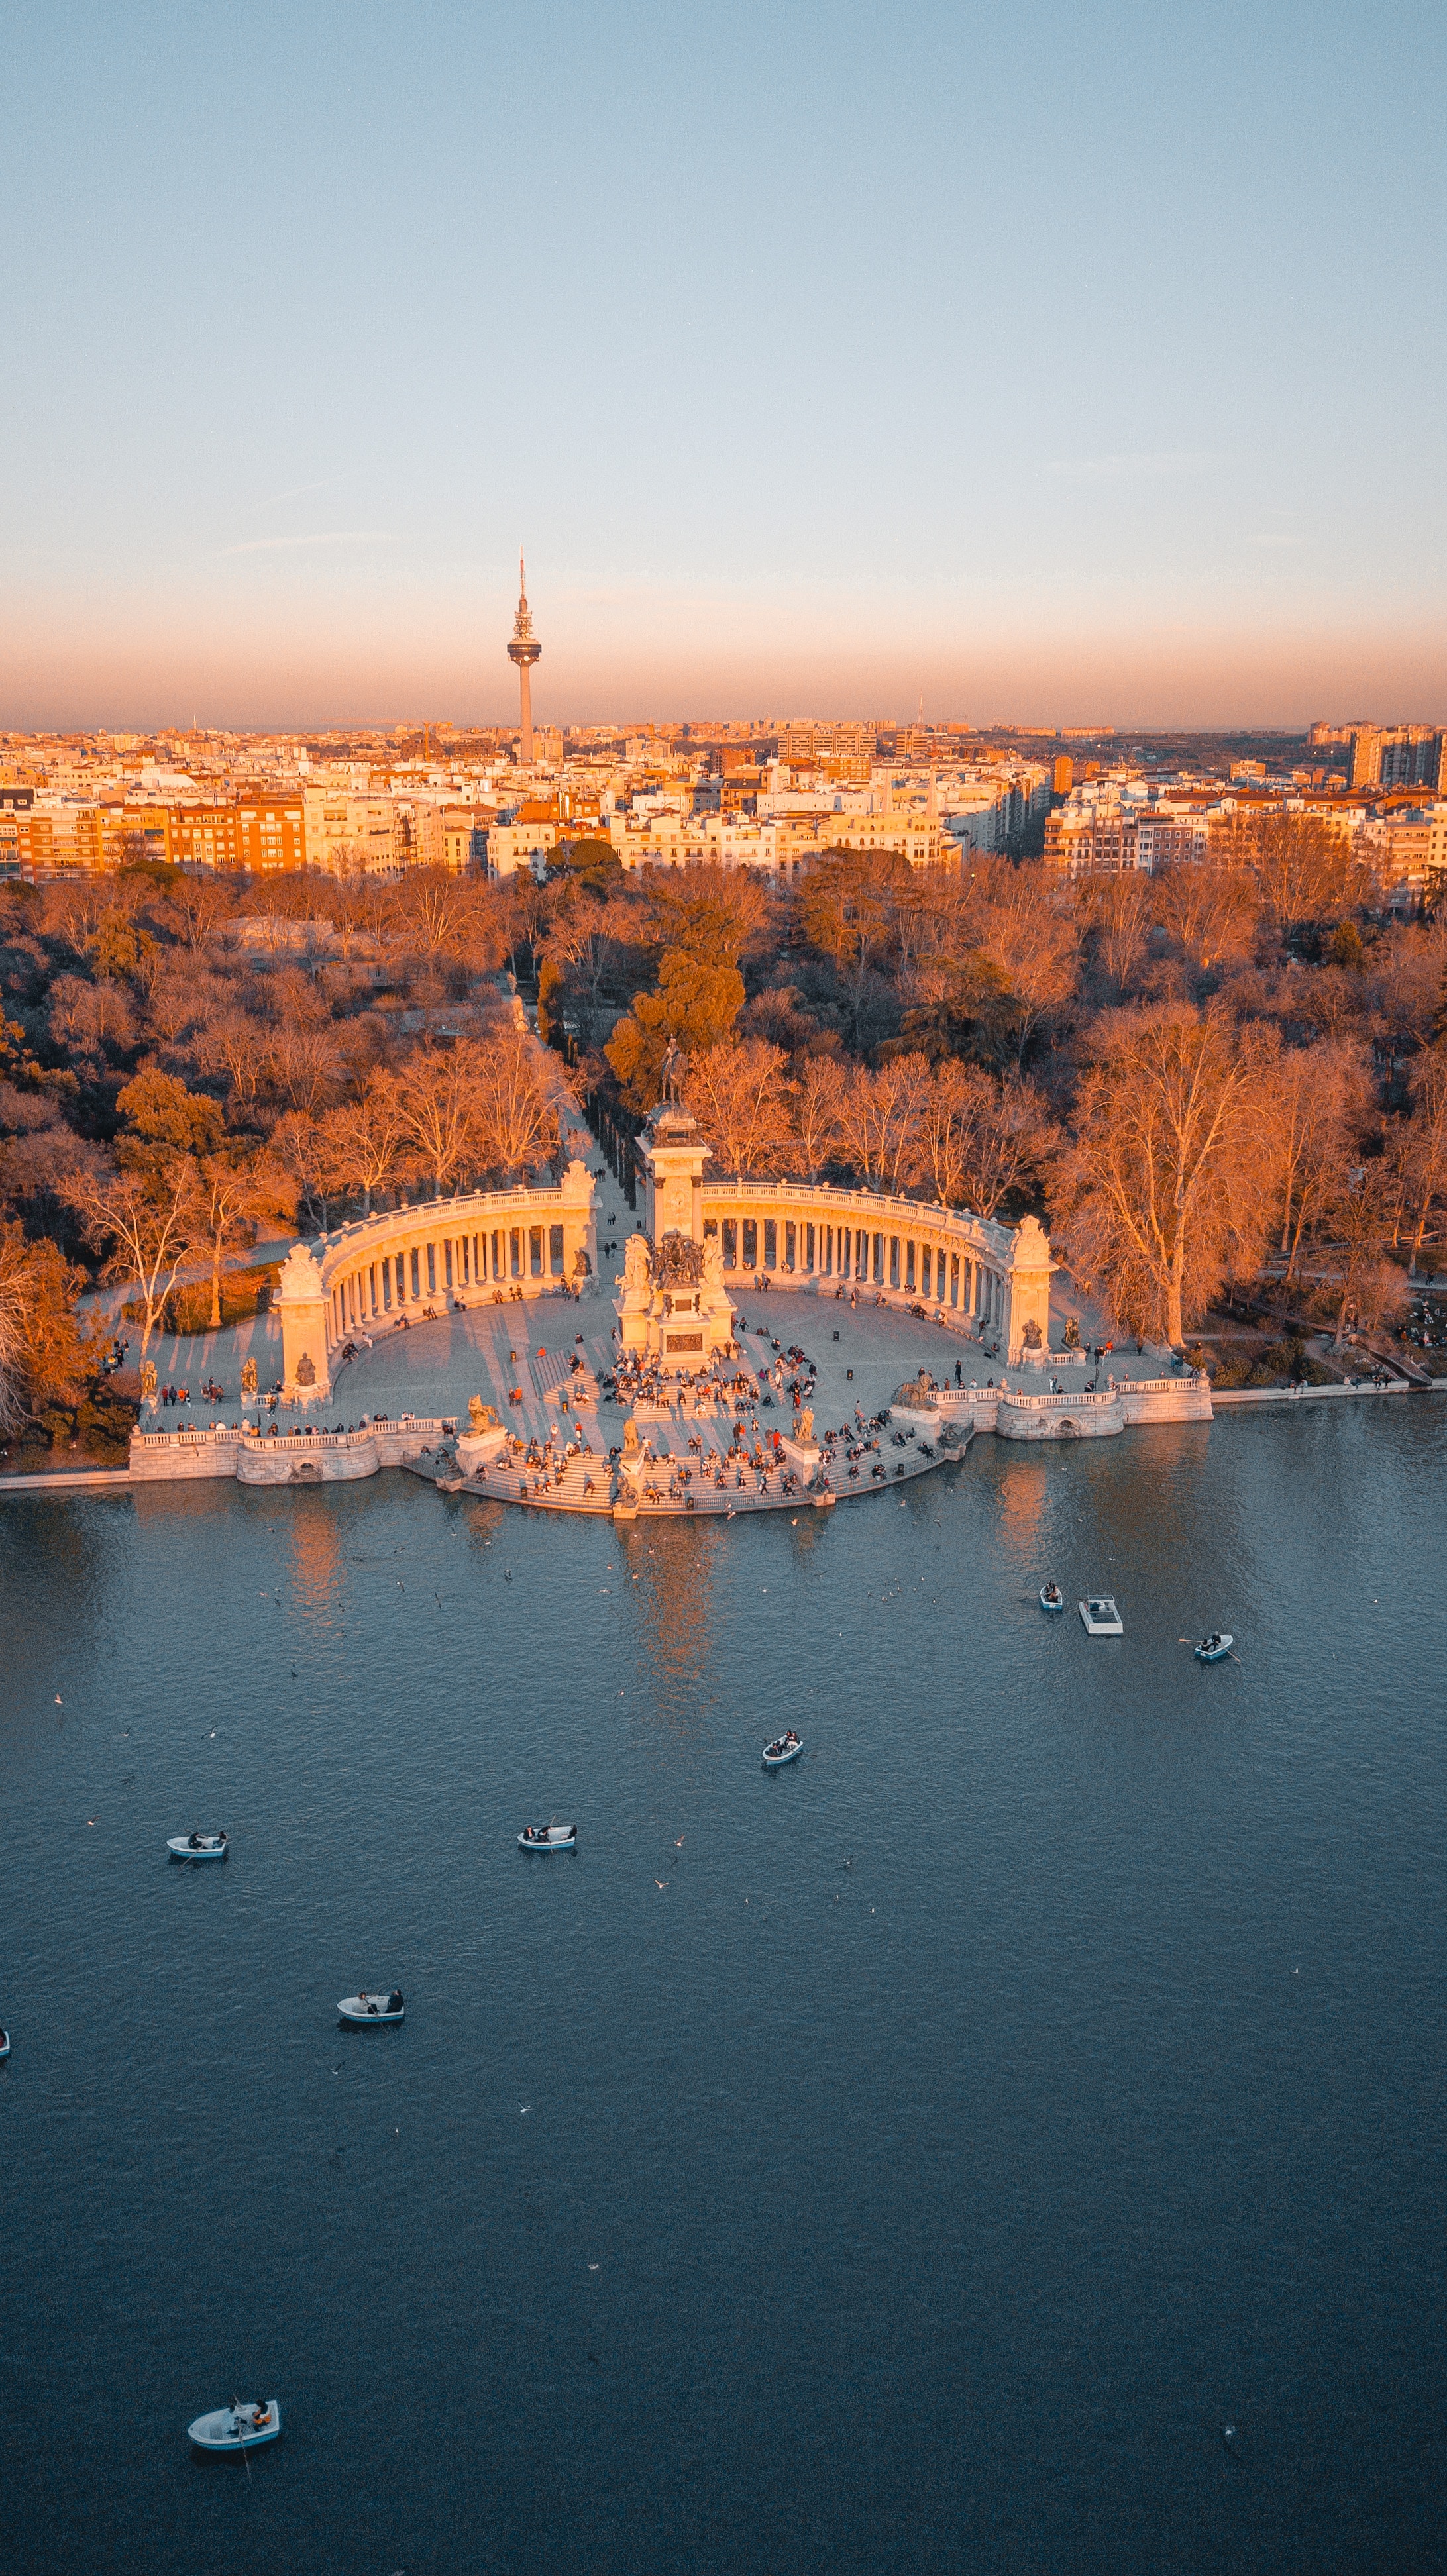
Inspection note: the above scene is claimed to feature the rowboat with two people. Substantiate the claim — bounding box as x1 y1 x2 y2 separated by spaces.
167 1831 228 1862
337 1989 405 2024
188 2399 281 2453
762 1731 802 1768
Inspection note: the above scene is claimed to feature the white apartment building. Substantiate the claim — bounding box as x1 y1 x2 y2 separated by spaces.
301 789 405 878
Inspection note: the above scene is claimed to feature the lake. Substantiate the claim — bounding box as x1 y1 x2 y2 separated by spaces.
1 1402 1443 2574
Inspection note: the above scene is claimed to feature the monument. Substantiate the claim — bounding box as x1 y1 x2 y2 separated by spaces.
614 1062 738 1372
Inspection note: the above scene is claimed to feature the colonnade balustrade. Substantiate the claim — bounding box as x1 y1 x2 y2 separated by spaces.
696 1182 1050 1359
272 1160 598 1402
270 1165 1052 1407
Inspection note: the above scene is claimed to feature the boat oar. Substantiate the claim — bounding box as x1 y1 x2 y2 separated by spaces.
231 2396 253 2482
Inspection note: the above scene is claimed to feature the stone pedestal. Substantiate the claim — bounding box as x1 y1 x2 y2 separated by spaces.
274 1243 331 1404
616 1100 737 1372
1004 1215 1053 1366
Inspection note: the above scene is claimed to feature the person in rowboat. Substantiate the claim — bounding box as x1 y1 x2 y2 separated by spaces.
386 1990 403 2014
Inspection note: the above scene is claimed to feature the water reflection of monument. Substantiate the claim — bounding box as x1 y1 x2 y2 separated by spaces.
614 1062 738 1373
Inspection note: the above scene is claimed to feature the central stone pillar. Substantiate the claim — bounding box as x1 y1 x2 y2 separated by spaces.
616 1093 737 1372
274 1243 331 1404
639 1101 708 1243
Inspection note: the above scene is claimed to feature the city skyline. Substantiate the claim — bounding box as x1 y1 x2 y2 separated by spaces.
3 1 1446 730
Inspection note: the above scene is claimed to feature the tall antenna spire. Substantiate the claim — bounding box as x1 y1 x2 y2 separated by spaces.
508 550 541 765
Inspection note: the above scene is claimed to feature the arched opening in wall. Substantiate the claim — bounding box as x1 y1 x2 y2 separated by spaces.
1053 1418 1079 1439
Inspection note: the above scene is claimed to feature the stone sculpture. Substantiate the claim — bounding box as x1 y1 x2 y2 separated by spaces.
624 1234 651 1288
658 1035 686 1106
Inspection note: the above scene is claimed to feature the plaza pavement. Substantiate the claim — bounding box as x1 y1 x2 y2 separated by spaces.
136 1200 1128 1465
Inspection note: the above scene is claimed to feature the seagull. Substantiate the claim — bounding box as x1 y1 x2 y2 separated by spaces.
1222 2425 1236 2446
654 1880 668 1890
588 2262 599 2271
519 2104 531 2114
504 1569 512 1582
397 1580 405 1590
209 1730 216 1739
87 1817 97 1827
675 1837 684 1847
54 1695 62 1706
434 1593 441 1608
291 1665 297 1678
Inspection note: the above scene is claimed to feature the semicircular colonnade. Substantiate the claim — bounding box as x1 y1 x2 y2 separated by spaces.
272 1155 1053 1404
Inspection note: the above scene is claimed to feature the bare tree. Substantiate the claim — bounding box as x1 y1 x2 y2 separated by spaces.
684 1041 792 1179
1081 870 1152 996
65 1162 199 1360
394 1046 483 1195
186 1149 262 1330
1155 862 1260 974
474 1030 566 1180
911 1060 1057 1218
0 1221 91 1434
963 860 1078 1064
1261 1037 1369 1286
788 1055 847 1180
317 1072 406 1215
1054 1006 1275 1346
835 1055 932 1194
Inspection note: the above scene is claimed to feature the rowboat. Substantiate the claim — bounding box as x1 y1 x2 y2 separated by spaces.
1079 1597 1124 1635
762 1732 802 1767
518 1824 578 1849
1040 1583 1065 1612
337 1990 404 2024
188 2400 282 2452
0 2028 9 2060
1194 1633 1234 1663
167 1832 229 1861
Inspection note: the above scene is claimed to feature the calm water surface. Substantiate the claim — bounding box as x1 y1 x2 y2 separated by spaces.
1 1406 1444 2575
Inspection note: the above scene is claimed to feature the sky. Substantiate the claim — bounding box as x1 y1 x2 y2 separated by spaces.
3 0 1445 732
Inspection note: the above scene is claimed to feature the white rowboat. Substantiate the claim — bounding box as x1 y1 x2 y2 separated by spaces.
1194 1633 1234 1663
0 2028 9 2060
168 1833 228 1861
1079 1597 1124 1635
518 1824 578 1849
1040 1585 1065 1612
188 2401 281 2452
337 1990 404 2024
762 1733 802 1767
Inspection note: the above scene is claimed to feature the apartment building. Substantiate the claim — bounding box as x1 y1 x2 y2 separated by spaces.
410 803 493 872
486 802 564 879
301 788 403 877
168 799 306 872
1348 726 1445 791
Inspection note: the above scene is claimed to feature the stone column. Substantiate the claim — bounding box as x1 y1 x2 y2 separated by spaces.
274 1243 331 1404
1004 1214 1053 1363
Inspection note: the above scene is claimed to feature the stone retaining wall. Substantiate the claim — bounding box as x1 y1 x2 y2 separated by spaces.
129 1419 456 1485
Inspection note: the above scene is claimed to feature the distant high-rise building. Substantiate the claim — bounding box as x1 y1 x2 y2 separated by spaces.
1348 725 1444 790
1052 755 1073 797
507 556 541 765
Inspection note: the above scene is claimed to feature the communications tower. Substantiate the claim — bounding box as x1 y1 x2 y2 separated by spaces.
507 554 541 765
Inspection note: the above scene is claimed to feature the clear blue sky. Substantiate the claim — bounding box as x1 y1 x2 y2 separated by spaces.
3 0 1444 729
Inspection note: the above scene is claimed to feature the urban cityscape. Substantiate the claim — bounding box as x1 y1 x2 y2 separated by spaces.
3 3 1444 2573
